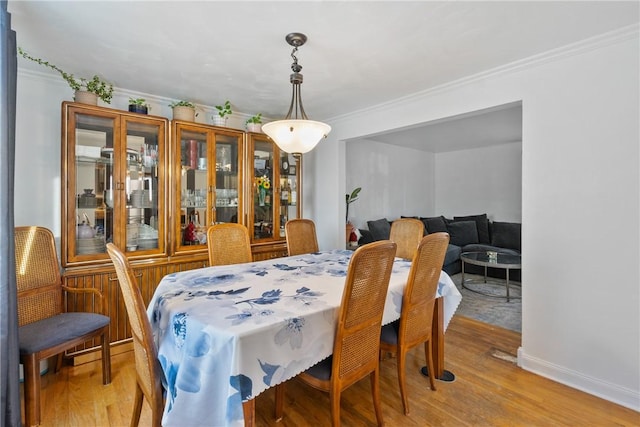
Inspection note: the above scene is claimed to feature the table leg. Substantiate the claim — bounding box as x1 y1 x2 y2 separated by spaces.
242 399 255 427
420 297 455 382
506 268 510 302
461 261 466 289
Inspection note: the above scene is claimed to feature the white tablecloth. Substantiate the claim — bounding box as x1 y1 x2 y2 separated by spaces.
148 249 461 426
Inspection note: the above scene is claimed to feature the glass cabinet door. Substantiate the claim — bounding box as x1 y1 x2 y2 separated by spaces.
250 135 277 241
71 112 115 262
278 152 300 239
64 104 167 265
121 119 165 254
215 134 242 225
173 123 243 253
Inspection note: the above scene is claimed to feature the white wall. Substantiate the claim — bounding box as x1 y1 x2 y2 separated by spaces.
311 28 639 409
435 142 522 221
345 139 434 230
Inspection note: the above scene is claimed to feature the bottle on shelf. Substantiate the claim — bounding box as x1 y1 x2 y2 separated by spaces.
291 180 297 204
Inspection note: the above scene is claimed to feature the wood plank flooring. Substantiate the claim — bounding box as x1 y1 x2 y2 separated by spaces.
25 315 639 426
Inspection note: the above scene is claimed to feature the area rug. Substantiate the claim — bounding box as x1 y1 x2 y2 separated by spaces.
449 273 521 333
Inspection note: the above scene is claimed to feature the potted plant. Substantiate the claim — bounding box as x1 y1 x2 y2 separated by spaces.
170 100 197 121
245 113 263 133
345 187 361 242
18 47 114 105
128 98 150 114
212 100 232 126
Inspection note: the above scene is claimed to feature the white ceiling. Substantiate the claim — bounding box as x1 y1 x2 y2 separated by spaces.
7 1 638 152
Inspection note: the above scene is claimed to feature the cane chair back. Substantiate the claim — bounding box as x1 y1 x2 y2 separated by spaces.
107 243 164 427
285 219 319 256
207 223 253 266
389 218 425 260
15 226 111 427
380 232 450 415
276 240 397 426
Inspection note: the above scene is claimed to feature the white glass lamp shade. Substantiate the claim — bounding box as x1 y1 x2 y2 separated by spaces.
262 119 331 154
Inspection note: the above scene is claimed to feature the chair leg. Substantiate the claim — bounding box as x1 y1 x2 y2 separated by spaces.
130 382 144 427
397 346 410 415
151 394 163 427
370 368 384 426
329 387 342 427
22 354 41 427
424 339 436 391
54 353 63 373
101 327 112 384
274 383 285 421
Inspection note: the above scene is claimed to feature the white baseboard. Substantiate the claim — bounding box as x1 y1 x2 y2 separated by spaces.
517 346 640 412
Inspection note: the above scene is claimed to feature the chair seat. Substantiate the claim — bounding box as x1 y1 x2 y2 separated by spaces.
19 312 110 354
304 356 333 381
380 320 400 345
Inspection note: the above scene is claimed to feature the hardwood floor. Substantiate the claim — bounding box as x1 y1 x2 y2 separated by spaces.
26 315 639 426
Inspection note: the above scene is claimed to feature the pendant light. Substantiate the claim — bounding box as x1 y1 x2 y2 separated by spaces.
262 33 331 157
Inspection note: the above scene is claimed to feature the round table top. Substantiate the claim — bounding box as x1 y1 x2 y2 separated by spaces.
461 251 522 269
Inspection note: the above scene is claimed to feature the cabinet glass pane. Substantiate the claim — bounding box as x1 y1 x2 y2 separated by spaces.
215 135 240 224
278 153 298 238
74 114 113 256
179 130 208 245
253 140 274 240
124 121 161 252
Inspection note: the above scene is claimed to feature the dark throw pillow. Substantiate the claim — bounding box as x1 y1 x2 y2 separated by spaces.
419 216 448 234
447 220 479 247
491 221 521 251
367 218 391 241
454 214 491 244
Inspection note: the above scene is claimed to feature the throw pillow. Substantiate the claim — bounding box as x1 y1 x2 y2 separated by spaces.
491 221 521 251
419 216 448 234
454 214 490 244
367 218 391 241
447 220 479 247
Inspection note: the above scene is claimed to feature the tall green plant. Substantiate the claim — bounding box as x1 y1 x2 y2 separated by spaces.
345 187 361 223
18 47 114 103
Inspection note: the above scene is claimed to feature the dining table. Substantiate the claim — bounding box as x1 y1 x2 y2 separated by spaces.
147 249 461 426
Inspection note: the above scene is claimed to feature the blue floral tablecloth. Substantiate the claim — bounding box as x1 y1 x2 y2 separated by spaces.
148 249 461 426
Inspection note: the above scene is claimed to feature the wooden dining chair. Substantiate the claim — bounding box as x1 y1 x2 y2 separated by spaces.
389 217 425 260
14 226 111 427
379 232 450 415
285 218 319 256
275 240 397 426
106 243 165 427
206 223 253 266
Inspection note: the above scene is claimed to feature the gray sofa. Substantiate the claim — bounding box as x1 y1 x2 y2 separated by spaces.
358 213 521 281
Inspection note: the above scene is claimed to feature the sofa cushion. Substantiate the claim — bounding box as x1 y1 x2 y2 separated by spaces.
447 221 479 247
444 244 462 267
491 221 521 251
420 216 448 234
367 218 391 241
454 214 490 244
358 229 374 245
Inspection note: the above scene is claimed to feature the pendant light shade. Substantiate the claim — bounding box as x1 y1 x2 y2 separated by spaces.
262 119 331 155
262 33 331 156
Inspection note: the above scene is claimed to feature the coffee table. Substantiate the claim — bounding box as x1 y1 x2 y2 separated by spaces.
460 252 522 302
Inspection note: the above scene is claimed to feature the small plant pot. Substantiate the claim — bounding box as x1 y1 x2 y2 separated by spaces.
246 123 262 133
75 90 98 105
212 116 227 127
173 106 196 121
128 104 148 114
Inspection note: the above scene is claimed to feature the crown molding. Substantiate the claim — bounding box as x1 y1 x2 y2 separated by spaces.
332 24 640 124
